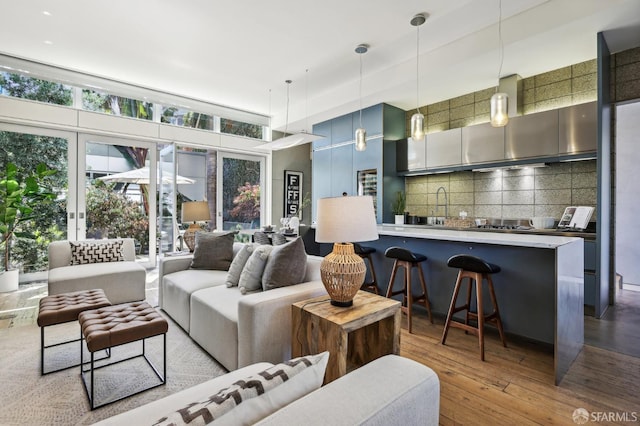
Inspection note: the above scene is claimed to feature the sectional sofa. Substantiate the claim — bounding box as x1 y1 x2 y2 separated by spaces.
158 240 327 371
95 354 441 425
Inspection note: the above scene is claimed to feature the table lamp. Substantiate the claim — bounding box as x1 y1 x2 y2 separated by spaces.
315 195 379 307
181 201 210 252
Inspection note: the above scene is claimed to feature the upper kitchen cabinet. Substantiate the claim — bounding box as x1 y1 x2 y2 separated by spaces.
558 102 597 155
311 103 405 223
427 128 462 169
353 137 382 173
330 114 353 144
461 123 505 165
312 121 331 149
506 110 559 160
352 104 384 136
331 144 354 196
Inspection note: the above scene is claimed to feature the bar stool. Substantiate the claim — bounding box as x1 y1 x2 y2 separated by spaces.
441 254 507 361
384 247 433 333
353 243 379 294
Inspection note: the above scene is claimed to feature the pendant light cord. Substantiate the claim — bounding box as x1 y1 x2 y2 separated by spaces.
284 80 291 136
416 23 421 114
359 53 363 127
496 0 504 94
305 69 309 132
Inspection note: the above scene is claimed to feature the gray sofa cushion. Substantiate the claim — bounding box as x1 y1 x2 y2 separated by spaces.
239 245 273 294
162 269 229 332
255 355 440 426
262 238 307 291
190 231 235 270
190 285 243 370
226 243 257 288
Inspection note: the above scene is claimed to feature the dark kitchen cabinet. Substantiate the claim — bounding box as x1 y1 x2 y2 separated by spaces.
331 144 354 196
312 104 404 223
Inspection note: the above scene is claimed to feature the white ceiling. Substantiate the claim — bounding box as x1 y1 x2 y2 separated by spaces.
1 0 639 133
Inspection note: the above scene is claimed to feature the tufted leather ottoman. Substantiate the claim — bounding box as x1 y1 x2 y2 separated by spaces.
37 289 111 375
78 301 168 409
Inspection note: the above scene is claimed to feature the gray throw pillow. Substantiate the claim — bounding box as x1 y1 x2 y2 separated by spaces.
262 237 307 291
225 243 257 288
239 245 273 294
190 231 235 270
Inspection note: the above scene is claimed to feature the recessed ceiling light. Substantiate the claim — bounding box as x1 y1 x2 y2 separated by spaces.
44 40 53 45
43 11 51 16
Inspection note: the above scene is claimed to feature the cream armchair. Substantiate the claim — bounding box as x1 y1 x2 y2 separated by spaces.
47 238 146 304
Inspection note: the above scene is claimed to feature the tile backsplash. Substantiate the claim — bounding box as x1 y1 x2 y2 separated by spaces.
405 160 597 220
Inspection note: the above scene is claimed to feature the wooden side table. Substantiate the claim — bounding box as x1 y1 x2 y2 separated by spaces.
292 290 401 384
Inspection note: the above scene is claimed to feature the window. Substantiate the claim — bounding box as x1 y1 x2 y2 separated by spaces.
220 118 263 139
161 107 213 130
82 89 153 120
0 72 73 106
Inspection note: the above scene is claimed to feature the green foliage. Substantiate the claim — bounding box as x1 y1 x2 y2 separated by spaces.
0 131 68 272
391 190 406 215
222 158 260 225
82 89 153 120
220 118 263 139
0 162 58 271
0 72 73 105
162 108 213 130
85 181 149 251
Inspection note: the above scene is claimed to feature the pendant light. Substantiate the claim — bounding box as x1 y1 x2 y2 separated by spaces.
260 79 322 151
410 13 427 143
355 44 368 152
490 0 509 127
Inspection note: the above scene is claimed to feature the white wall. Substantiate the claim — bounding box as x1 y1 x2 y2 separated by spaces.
615 100 640 286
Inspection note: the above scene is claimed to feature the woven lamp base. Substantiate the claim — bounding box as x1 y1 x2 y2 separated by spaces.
183 223 202 252
320 243 366 307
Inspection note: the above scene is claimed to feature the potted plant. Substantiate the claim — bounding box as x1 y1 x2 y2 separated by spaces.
391 190 406 225
0 162 57 292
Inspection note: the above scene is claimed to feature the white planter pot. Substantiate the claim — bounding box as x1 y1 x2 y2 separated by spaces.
394 215 405 225
0 269 19 293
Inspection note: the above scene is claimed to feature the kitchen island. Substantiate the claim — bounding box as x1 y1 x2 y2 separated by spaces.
331 225 584 385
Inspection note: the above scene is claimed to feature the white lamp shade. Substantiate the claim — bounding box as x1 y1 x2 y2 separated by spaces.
410 112 425 142
355 128 367 151
316 196 378 243
490 92 509 127
181 201 210 222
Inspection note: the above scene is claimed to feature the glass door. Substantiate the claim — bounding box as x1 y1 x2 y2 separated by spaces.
78 134 157 268
217 152 265 232
0 123 75 274
158 143 179 253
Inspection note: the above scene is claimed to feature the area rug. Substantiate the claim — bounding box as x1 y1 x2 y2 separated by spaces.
0 313 227 425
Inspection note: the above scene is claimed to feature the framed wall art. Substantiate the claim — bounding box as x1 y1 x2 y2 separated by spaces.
284 170 303 217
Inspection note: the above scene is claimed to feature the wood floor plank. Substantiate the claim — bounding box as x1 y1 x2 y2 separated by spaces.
2 277 639 426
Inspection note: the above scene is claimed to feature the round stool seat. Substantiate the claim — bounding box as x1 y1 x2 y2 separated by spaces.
447 254 501 274
385 247 427 263
353 243 376 256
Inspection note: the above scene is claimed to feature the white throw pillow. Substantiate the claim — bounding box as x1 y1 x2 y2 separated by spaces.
225 243 257 288
154 351 329 425
238 245 273 294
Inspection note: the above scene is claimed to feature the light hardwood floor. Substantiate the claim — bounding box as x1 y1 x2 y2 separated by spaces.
2 280 639 425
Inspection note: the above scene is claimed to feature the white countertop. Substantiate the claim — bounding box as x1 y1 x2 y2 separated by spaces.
377 224 582 249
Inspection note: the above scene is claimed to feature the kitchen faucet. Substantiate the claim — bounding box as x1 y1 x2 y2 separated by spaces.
436 186 448 220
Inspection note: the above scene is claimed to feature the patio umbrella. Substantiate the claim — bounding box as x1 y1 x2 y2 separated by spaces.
97 167 195 185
